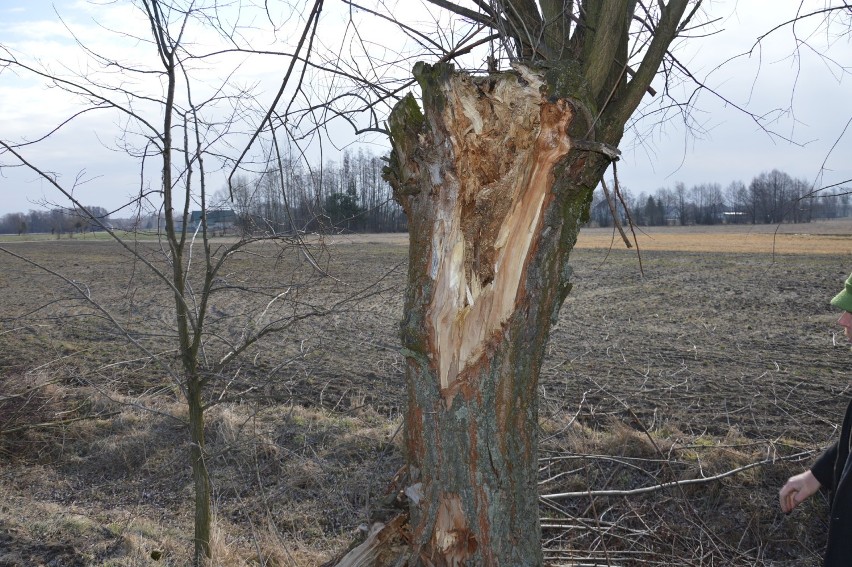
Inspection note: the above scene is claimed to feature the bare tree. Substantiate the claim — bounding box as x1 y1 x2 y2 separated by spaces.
0 1 357 564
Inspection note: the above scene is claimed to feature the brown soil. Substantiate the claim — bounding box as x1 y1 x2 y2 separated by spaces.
0 220 850 565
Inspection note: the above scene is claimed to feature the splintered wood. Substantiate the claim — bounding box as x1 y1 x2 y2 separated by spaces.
434 493 477 560
428 67 574 397
329 516 409 567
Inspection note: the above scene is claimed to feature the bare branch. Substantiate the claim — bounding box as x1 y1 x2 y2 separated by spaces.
541 450 815 500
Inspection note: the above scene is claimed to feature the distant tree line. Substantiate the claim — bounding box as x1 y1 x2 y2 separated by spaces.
1 150 406 236
219 148 406 235
0 206 112 236
6 166 849 235
590 169 851 227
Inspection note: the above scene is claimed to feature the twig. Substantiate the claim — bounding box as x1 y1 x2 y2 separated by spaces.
1 411 120 434
600 177 632 249
540 450 814 500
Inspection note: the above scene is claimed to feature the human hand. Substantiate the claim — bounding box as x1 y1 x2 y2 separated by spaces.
779 470 821 514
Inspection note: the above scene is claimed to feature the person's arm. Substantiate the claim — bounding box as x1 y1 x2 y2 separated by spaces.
779 470 821 513
779 441 836 514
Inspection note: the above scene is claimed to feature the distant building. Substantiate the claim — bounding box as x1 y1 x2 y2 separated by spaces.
188 209 237 232
721 211 747 224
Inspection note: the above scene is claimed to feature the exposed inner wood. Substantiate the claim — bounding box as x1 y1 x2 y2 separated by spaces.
428 67 574 393
434 493 477 562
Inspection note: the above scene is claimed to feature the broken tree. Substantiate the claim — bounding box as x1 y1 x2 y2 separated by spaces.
375 1 697 565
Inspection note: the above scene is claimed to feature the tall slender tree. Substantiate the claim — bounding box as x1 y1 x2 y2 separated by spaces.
0 2 344 564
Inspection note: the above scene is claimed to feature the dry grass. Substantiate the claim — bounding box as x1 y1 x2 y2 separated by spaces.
1 223 850 565
575 219 852 254
537 418 825 566
0 392 403 566
320 219 852 255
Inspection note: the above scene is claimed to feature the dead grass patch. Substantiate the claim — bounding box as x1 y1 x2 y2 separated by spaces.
0 373 117 463
575 221 852 254
1 234 847 564
538 416 825 565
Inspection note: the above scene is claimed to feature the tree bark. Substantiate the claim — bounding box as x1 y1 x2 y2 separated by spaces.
384 62 611 566
374 3 692 563
188 377 212 566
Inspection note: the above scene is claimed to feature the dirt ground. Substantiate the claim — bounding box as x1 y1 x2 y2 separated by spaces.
0 220 851 566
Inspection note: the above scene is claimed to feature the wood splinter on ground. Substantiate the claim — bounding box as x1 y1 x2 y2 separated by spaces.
327 515 410 567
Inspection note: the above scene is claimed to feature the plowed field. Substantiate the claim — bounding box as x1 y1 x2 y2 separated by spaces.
1 220 850 566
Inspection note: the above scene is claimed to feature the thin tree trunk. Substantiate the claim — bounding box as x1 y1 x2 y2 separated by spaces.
188 377 212 565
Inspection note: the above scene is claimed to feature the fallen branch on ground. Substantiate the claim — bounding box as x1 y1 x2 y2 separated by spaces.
540 449 815 500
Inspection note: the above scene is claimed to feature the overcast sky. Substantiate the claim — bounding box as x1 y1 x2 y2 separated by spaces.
1 1 850 216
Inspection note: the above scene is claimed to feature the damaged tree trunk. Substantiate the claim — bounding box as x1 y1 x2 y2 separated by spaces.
383 62 614 565
370 3 692 564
